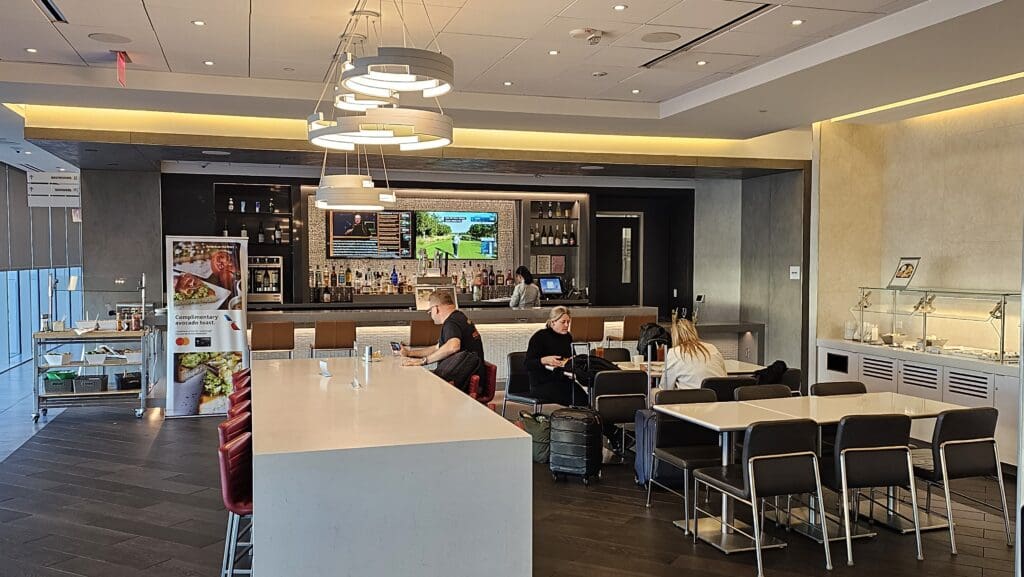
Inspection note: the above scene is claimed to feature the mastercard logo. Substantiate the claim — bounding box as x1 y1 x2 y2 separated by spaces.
175 337 190 346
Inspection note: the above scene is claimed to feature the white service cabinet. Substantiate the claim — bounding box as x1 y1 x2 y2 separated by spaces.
859 355 897 393
994 376 1020 466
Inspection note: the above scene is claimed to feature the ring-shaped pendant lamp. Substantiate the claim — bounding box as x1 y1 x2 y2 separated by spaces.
308 108 453 151
341 47 454 99
315 174 396 211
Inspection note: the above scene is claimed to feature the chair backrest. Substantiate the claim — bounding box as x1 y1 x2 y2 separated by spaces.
780 368 802 394
734 384 792 401
571 317 604 343
313 320 356 350
470 361 498 404
218 432 253 515
653 388 719 449
410 319 442 347
592 370 648 425
228 398 251 418
742 419 820 498
601 347 630 362
810 381 867 396
228 387 251 408
834 414 911 489
622 315 656 341
701 376 757 402
232 368 251 387
931 407 999 479
506 352 530 396
218 411 252 446
250 321 295 352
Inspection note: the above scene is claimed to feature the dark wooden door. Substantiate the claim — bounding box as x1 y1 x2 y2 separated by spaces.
593 215 640 306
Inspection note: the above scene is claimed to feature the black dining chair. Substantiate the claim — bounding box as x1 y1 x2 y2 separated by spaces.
911 407 1011 554
601 347 631 362
734 384 793 401
592 370 648 454
645 389 720 534
810 381 867 396
823 414 923 566
693 419 832 576
701 376 757 402
780 368 802 395
502 352 555 417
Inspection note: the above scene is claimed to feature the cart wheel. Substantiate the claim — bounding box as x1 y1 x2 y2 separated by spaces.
582 476 591 486
634 474 642 486
31 413 39 423
40 408 48 416
134 409 145 418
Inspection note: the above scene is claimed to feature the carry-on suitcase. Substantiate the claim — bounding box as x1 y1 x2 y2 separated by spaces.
549 407 603 485
633 409 687 487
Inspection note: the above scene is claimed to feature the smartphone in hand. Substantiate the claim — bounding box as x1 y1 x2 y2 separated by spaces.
390 342 402 355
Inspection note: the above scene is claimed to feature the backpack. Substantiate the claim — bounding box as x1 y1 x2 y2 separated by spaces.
567 354 621 388
753 360 788 385
434 351 481 392
518 411 551 463
636 323 671 355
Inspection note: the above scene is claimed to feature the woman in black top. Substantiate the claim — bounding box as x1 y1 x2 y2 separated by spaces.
525 307 586 406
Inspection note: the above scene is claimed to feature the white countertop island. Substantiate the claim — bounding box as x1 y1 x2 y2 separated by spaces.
251 356 532 577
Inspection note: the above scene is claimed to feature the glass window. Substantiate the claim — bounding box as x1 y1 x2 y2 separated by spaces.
6 271 20 365
70 267 82 325
19 270 32 365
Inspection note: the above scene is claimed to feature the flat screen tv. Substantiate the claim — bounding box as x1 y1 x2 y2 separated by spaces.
327 210 414 259
414 211 498 260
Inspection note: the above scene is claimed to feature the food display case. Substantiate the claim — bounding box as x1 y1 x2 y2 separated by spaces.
849 286 1021 365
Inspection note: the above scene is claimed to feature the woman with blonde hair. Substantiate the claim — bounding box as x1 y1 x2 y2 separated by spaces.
661 318 727 390
524 307 585 406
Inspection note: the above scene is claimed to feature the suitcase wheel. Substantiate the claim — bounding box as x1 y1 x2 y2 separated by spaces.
582 476 590 486
551 472 564 482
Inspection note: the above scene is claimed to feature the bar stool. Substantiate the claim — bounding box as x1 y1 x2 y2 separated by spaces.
218 432 253 576
218 411 251 446
608 314 656 344
409 319 442 347
912 407 1012 554
250 321 295 359
734 384 792 401
228 399 251 418
693 419 832 577
228 387 251 409
700 376 757 402
311 320 357 357
581 316 606 344
468 361 498 405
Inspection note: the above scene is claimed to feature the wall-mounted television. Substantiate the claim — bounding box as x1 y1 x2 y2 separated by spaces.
414 211 498 260
327 210 414 259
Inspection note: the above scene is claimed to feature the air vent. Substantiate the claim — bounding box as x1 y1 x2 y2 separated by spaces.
32 0 67 23
945 369 992 401
861 356 894 381
642 3 773 69
901 363 939 391
19 163 44 172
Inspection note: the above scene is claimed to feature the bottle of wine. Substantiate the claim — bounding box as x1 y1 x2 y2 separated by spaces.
529 224 535 245
488 265 496 286
391 265 399 287
547 202 553 219
322 283 332 303
345 266 353 286
554 225 561 246
240 221 249 241
227 197 235 212
555 203 562 218
496 268 504 286
257 221 265 244
262 269 270 293
329 264 337 288
274 222 282 244
569 223 577 246
221 222 229 237
562 224 568 246
547 226 555 246
506 269 514 286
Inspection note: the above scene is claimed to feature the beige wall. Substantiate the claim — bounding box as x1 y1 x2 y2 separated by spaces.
817 93 1024 353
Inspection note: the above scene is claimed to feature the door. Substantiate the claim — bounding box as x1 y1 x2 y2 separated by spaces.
594 214 640 306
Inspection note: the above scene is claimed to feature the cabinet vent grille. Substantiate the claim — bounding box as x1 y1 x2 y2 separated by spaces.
902 363 940 391
862 356 895 381
947 370 991 400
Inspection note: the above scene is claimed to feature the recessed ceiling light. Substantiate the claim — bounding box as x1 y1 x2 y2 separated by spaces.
631 89 641 94
58 167 66 171
22 151 31 155
641 31 681 44
192 20 206 26
580 165 605 171
503 81 514 86
791 19 804 26
697 60 707 66
613 4 628 11
203 60 215 66
202 150 231 156
25 48 37 53
548 50 559 55
592 71 607 77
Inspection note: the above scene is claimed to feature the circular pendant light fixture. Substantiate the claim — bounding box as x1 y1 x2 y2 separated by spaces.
342 47 454 98
334 49 398 112
308 107 453 151
314 174 396 211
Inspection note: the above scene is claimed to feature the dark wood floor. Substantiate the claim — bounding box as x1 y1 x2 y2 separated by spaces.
0 407 1013 576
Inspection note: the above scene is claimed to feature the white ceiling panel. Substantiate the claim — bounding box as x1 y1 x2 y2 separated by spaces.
442 0 575 39
434 32 524 87
652 0 763 29
529 16 640 45
249 3 349 81
782 0 922 13
0 20 83 65
587 46 667 68
695 30 812 56
58 23 168 71
612 24 708 49
532 64 642 99
5 0 51 22
557 0 684 25
499 38 602 73
373 3 461 50
55 0 154 29
655 50 753 75
250 58 328 83
736 5 879 37
147 1 250 77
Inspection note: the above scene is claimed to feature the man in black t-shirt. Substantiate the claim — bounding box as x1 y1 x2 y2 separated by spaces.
400 289 486 386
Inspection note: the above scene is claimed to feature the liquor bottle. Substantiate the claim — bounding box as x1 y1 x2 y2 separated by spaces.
308 267 315 301
555 203 562 218
547 226 554 246
262 269 270 292
569 223 577 246
554 225 561 246
240 221 249 241
391 265 399 287
255 201 261 213
257 221 265 244
353 270 363 292
547 202 553 219
221 222 229 237
274 222 282 244
227 197 235 212
345 266 353 286
322 284 332 303
268 198 275 214
330 264 338 288
506 269 514 286
529 224 535 246
539 226 547 246
496 268 504 286
562 224 568 246
488 265 495 286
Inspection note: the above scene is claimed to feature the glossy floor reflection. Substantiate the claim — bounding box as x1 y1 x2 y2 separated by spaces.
0 362 63 461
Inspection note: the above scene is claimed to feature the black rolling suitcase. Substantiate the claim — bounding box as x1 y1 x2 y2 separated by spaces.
549 408 603 485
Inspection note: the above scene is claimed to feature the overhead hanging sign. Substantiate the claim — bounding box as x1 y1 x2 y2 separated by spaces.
27 172 80 207
116 50 127 87
165 236 250 417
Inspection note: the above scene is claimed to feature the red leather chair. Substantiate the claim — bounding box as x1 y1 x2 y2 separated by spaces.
232 369 251 387
468 361 498 405
218 432 253 576
218 412 251 446
228 387 251 409
228 399 251 418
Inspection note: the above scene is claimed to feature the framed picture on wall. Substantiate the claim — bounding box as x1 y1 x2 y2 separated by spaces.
887 256 921 289
550 255 565 274
536 255 551 275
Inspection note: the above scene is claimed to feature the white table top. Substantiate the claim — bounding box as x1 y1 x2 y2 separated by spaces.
250 357 527 456
654 401 797 432
743 392 965 424
614 359 765 377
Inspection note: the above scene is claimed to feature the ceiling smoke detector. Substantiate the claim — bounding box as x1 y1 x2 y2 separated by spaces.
570 28 604 46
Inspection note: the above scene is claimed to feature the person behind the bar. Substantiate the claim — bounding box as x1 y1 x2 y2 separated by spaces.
509 265 541 309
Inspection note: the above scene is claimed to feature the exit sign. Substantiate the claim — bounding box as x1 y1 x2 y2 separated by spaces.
116 51 127 87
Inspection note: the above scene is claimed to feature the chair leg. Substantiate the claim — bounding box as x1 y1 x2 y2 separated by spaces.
225 512 239 576
925 482 932 512
993 443 1013 546
939 447 958 555
750 491 765 577
813 456 833 571
840 456 855 566
501 395 508 418
682 469 690 535
905 451 924 561
645 454 656 508
692 478 700 544
221 511 234 577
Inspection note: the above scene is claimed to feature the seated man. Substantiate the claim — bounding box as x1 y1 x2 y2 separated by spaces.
401 289 486 390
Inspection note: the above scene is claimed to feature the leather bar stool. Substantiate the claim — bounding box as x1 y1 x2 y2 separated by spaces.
468 361 498 405
409 319 442 347
250 321 295 359
912 407 1012 554
645 388 720 535
693 419 832 577
700 376 757 402
502 352 555 417
823 414 922 566
218 411 251 446
228 399 251 418
218 432 254 576
311 320 357 357
228 387 251 409
734 384 792 401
